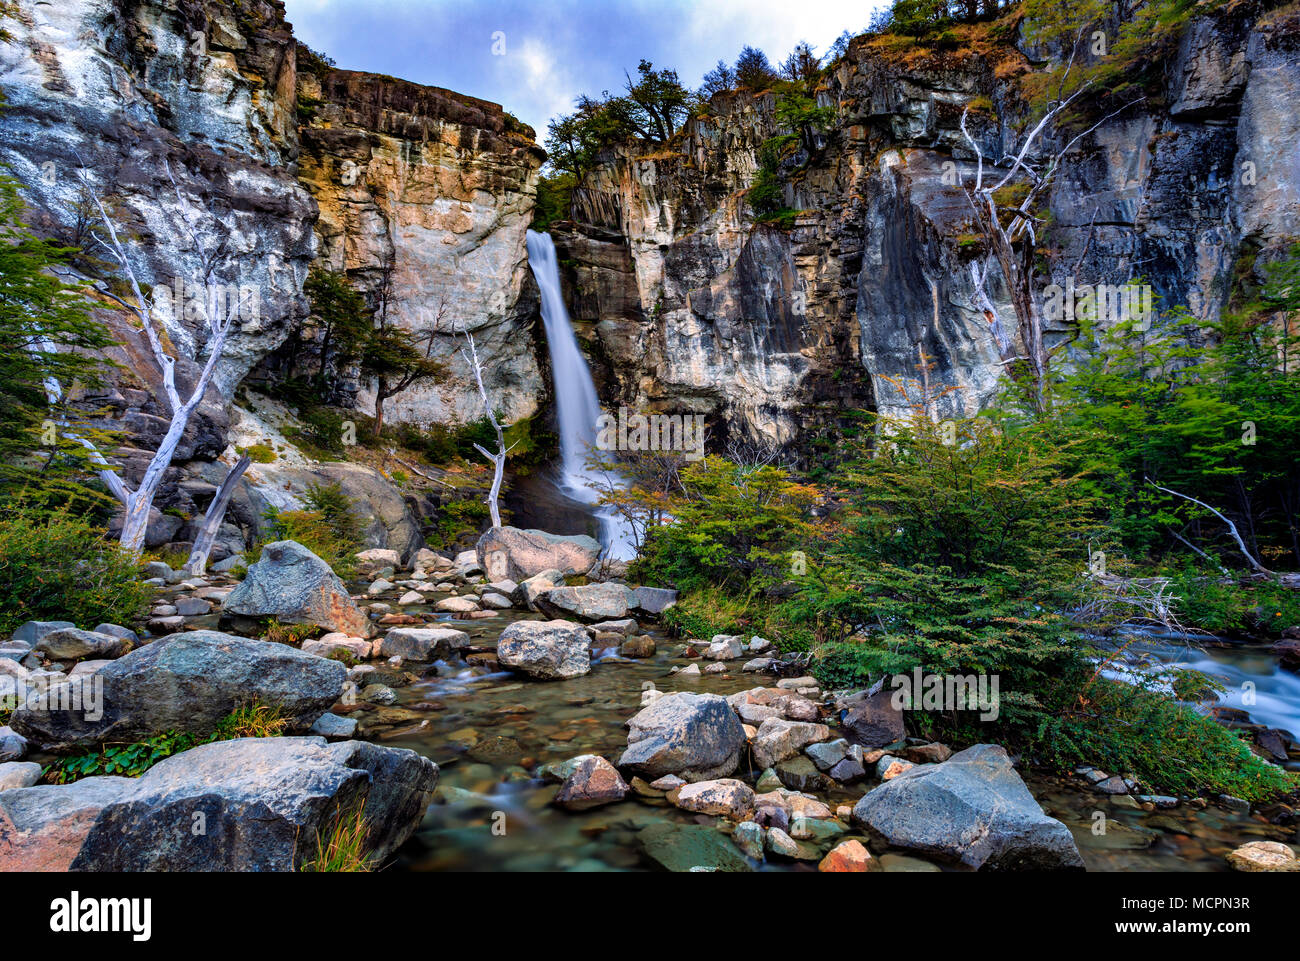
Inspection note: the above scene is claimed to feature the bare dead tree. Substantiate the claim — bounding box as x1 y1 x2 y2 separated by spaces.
959 75 1143 413
1147 478 1275 578
73 158 252 557
183 454 251 575
458 322 515 527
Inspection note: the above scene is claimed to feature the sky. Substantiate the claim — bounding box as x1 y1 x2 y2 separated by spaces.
281 0 888 143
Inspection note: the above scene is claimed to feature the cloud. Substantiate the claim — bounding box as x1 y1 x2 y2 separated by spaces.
281 0 891 137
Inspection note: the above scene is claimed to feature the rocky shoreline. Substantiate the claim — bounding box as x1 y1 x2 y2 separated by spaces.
2 526 1295 873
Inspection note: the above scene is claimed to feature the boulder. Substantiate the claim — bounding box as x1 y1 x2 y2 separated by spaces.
435 596 480 614
0 776 134 870
752 718 831 770
495 620 592 680
356 548 402 573
300 636 371 661
553 755 629 810
476 527 601 582
852 744 1084 870
1226 840 1299 872
638 822 753 872
518 569 565 611
58 737 438 870
631 586 678 615
308 712 358 740
92 624 139 645
33 629 128 663
0 726 27 762
618 692 747 782
672 778 755 819
0 761 41 790
620 635 656 658
8 631 345 752
11 621 74 646
838 686 905 750
703 635 745 660
222 540 370 637
819 839 879 872
537 583 635 621
378 627 470 662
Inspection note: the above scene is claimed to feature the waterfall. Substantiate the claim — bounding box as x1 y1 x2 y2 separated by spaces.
526 230 636 559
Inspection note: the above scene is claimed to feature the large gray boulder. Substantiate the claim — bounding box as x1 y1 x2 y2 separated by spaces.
378 627 470 661
495 620 591 679
838 686 905 749
222 540 371 637
0 776 134 871
476 527 601 582
8 632 345 752
537 582 635 622
851 744 1085 870
618 692 747 782
34 629 129 663
0 737 438 871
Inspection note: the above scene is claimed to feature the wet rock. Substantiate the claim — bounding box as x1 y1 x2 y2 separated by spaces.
618 692 747 782
0 726 27 762
838 686 905 750
752 718 831 769
638 822 752 872
1226 840 1299 872
819 838 878 872
223 540 371 637
63 737 438 870
1254 728 1290 762
830 756 867 782
672 778 755 819
591 618 638 635
675 663 701 676
361 684 397 705
876 755 915 780
308 712 358 740
91 624 139 646
1272 638 1300 672
806 738 862 772
436 596 480 614
496 619 592 679
467 736 523 766
367 579 395 596
775 755 834 793
733 820 765 860
620 635 656 658
301 635 371 661
704 635 745 660
476 527 601 582
379 627 470 662
0 775 133 870
554 755 629 810
11 622 74 646
704 662 727 674
519 569 566 611
538 582 635 621
903 742 953 764
398 591 423 606
0 761 42 790
33 629 128 663
9 631 345 752
649 773 686 791
480 592 513 610
743 657 775 672
174 597 212 617
631 586 678 615
852 744 1084 870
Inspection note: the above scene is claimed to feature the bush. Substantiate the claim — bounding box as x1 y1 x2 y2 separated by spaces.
258 482 364 578
0 507 151 634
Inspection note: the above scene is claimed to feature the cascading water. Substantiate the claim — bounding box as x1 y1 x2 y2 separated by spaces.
526 229 636 559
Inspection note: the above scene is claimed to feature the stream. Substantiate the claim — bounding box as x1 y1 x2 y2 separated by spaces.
345 594 1298 872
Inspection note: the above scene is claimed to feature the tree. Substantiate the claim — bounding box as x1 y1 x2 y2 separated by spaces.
302 266 368 398
348 253 444 438
72 159 253 557
458 322 513 528
618 60 692 143
700 59 737 98
779 42 822 85
735 46 778 91
959 69 1142 413
0 175 118 507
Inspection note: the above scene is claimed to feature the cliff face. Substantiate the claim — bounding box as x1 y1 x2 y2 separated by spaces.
559 3 1300 440
290 65 546 426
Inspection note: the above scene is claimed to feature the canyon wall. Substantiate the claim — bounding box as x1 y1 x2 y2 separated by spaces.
558 2 1300 441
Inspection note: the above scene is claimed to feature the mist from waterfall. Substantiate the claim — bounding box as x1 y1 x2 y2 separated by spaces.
526 229 636 560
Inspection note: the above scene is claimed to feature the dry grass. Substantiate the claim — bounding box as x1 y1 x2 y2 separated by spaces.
300 802 374 873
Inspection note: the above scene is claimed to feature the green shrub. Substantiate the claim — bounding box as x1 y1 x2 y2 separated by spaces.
258 482 363 578
238 442 277 464
0 507 151 634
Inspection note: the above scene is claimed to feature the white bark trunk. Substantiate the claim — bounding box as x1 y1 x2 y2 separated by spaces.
185 455 251 575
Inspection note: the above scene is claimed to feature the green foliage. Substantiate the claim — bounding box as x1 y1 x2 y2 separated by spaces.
0 174 120 507
45 702 288 784
238 442 276 464
1167 564 1300 635
0 506 151 633
533 173 575 229
1031 678 1297 802
260 482 363 577
433 496 490 546
634 455 819 594
299 802 374 872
